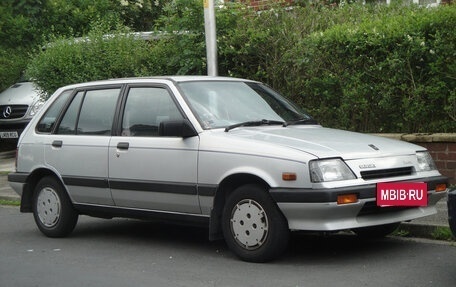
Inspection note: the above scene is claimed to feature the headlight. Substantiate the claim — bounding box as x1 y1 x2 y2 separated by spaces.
29 100 44 117
309 158 356 183
416 151 437 171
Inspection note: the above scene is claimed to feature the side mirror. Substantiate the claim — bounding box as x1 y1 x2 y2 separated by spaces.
159 119 198 138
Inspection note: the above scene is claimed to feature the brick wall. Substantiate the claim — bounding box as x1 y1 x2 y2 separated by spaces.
375 133 456 185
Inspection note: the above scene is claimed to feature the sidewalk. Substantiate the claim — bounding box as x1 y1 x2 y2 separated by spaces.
0 151 451 234
0 151 19 201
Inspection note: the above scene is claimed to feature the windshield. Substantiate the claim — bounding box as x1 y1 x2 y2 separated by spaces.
178 81 313 129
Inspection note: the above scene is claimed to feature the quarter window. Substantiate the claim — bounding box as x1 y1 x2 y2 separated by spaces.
57 92 83 134
122 87 183 137
36 90 72 133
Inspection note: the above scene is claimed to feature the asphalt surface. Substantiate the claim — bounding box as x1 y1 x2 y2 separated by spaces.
1 205 456 287
0 150 451 239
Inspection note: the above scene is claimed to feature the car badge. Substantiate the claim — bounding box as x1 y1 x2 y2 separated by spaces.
3 106 12 118
359 164 376 169
368 144 379 151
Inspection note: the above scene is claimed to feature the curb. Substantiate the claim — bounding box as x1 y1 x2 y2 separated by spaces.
0 150 15 159
0 194 20 202
397 222 455 241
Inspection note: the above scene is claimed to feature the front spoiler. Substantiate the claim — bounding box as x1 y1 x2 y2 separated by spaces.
270 175 448 231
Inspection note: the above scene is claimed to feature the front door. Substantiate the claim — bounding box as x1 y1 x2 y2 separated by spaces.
108 85 200 214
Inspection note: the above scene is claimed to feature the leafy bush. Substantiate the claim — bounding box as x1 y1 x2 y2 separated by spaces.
0 0 170 90
144 0 207 75
25 1 455 133
290 4 456 132
0 48 29 92
219 2 455 133
27 23 154 97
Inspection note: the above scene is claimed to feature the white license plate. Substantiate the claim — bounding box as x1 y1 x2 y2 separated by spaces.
0 131 19 139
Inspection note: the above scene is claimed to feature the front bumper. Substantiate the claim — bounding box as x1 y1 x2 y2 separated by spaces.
270 175 448 231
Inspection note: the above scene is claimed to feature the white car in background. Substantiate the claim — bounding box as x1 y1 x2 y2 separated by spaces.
8 76 449 262
0 79 44 142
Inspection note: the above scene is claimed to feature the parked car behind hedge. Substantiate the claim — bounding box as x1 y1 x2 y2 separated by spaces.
0 79 44 142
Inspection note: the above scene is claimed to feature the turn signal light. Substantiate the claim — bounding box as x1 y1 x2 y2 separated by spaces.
337 194 358 205
282 172 297 181
435 184 447 192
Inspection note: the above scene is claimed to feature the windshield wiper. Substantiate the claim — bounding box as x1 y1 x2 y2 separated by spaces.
283 118 319 127
224 119 285 132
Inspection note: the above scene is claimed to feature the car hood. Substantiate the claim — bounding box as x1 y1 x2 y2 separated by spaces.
223 126 423 160
0 82 40 105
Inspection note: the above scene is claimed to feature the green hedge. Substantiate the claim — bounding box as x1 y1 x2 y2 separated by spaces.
27 24 153 96
26 2 455 133
219 3 455 133
292 4 456 133
0 48 28 92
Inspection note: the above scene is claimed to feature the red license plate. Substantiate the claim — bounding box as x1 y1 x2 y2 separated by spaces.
377 182 427 207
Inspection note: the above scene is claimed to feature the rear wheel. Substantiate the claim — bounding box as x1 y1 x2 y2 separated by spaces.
222 184 289 262
352 222 400 239
33 177 78 237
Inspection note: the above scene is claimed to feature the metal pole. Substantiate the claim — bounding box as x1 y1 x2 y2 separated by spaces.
203 0 218 76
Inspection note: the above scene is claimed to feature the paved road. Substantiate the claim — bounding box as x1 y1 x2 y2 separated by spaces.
1 206 455 287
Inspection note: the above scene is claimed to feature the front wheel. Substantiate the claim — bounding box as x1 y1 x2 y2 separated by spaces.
222 184 289 262
33 177 78 237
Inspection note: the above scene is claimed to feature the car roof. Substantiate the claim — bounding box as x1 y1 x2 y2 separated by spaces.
59 76 257 90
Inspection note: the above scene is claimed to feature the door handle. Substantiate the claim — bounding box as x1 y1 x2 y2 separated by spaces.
117 142 129 150
52 140 63 148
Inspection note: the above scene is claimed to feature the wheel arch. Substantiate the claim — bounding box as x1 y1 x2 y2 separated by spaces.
208 173 278 241
20 168 65 212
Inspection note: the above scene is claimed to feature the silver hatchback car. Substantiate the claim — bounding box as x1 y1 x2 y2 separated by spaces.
8 76 448 262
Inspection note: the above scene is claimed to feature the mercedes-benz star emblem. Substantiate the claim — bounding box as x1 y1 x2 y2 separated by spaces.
3 106 12 118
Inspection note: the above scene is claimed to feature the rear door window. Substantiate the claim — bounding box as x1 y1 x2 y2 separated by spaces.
78 89 119 135
56 88 121 135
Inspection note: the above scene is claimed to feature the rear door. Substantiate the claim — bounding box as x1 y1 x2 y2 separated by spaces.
45 86 121 205
108 85 200 213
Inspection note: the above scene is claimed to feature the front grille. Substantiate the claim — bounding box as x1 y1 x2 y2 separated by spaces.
358 201 414 216
361 167 413 180
0 105 28 119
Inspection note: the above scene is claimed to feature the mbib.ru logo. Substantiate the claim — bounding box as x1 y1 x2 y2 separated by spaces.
377 182 427 207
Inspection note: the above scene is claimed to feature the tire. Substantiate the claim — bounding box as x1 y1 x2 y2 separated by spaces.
33 176 78 237
222 184 289 262
352 222 401 239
